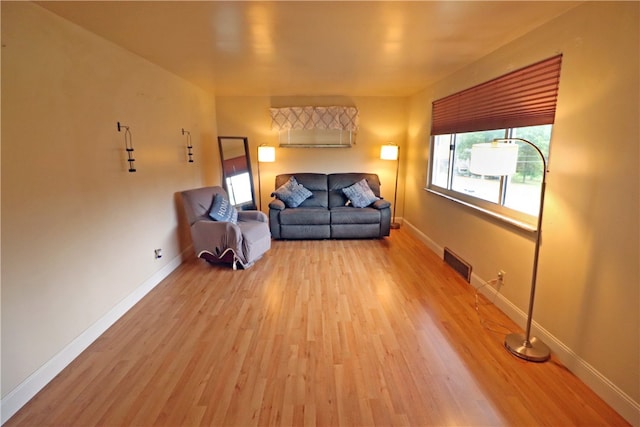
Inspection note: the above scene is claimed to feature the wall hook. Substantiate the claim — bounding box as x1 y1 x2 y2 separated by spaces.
182 128 194 163
117 122 136 172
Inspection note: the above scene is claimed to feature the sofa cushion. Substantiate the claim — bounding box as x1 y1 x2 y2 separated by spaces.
271 176 313 208
342 178 380 208
208 193 238 223
279 208 330 225
328 173 381 208
275 173 328 208
330 206 381 224
331 224 381 239
281 225 331 240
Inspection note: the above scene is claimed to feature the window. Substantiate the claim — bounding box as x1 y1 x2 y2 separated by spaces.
429 125 552 223
270 106 358 147
278 128 355 147
225 173 253 206
427 55 562 228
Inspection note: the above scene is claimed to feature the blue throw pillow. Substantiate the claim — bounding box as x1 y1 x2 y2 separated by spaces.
342 178 380 208
208 193 238 223
271 176 313 208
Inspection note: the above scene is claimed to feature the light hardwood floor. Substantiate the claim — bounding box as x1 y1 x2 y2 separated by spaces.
7 229 629 426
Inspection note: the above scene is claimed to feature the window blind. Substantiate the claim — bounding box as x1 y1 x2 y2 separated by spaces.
431 54 562 135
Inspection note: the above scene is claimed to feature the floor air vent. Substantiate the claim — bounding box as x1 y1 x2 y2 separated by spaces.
443 247 472 282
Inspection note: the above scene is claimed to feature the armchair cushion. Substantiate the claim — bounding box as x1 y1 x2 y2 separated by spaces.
237 210 269 222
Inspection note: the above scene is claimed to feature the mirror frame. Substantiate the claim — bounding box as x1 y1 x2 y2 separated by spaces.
217 136 257 210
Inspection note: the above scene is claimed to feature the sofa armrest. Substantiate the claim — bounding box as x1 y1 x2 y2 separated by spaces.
371 199 391 210
269 199 286 211
238 210 268 223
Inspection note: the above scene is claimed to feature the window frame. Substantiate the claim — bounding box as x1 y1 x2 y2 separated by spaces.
426 55 561 231
277 128 355 148
426 127 550 231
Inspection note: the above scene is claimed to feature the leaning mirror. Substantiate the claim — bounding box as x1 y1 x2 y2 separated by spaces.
217 136 256 210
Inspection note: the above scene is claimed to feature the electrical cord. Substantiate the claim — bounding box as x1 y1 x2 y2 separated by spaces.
474 279 513 335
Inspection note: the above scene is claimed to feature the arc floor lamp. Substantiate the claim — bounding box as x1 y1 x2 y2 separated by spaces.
469 137 550 363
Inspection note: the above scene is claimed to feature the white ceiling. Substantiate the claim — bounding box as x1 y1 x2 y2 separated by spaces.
37 1 581 97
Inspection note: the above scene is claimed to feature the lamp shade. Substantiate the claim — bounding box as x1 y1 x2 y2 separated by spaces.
257 145 275 162
469 142 518 176
380 144 399 161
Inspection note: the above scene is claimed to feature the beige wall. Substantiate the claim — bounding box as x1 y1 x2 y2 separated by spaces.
215 96 408 215
406 0 639 415
2 0 638 423
1 2 219 397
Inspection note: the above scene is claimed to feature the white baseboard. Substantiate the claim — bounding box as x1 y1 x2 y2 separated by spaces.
403 220 640 427
1 249 189 425
401 220 443 257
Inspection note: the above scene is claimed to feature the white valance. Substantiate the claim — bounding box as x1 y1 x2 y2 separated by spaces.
270 106 359 132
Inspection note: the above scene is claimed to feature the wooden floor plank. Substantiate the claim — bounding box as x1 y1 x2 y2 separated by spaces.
6 229 629 426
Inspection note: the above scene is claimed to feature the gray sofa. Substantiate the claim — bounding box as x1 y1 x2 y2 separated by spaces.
268 173 391 239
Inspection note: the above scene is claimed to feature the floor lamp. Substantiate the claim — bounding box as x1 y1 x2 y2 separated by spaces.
469 138 550 362
257 145 275 211
380 143 400 229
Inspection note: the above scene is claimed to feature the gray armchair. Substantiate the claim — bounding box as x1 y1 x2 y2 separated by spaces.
180 186 271 269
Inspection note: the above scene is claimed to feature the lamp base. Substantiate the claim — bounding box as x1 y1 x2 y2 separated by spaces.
390 222 401 229
504 333 550 362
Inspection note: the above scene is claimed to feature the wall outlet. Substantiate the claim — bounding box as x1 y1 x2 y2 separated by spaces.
154 248 163 259
497 270 506 285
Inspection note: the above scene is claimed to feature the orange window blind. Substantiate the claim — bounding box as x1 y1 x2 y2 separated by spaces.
431 54 563 135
